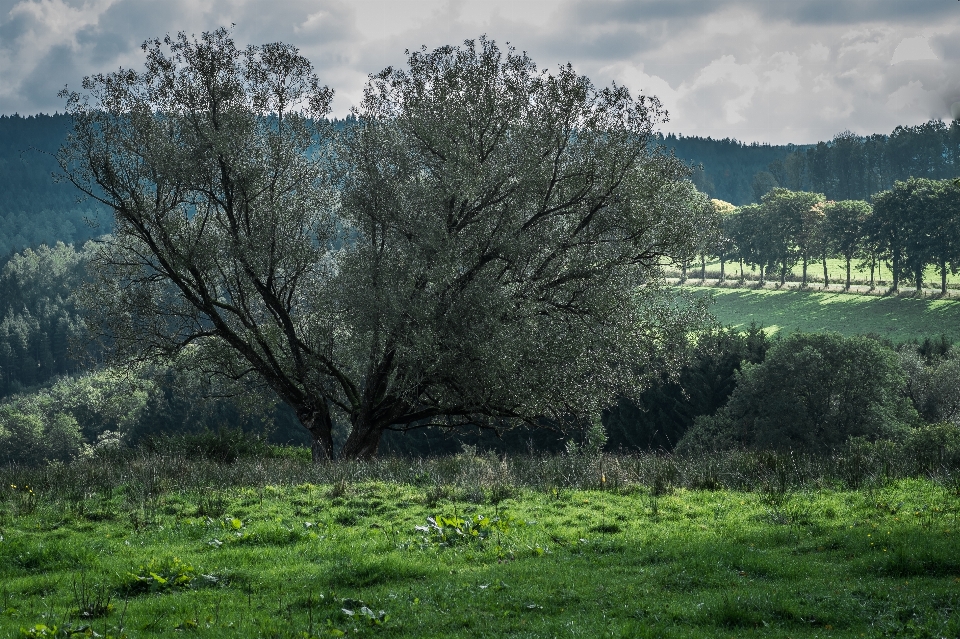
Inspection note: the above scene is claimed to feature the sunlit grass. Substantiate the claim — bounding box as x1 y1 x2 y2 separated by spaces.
696 287 960 341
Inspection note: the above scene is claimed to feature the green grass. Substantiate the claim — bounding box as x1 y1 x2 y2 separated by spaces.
1 451 959 638
699 287 960 341
686 258 960 289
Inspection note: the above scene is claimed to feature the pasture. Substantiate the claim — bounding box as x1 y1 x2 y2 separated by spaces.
697 287 960 342
1 449 958 638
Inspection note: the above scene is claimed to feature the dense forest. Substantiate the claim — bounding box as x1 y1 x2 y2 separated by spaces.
662 119 960 205
0 114 109 258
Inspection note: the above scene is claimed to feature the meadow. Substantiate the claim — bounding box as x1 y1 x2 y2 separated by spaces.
1 447 958 638
693 287 960 342
689 258 960 291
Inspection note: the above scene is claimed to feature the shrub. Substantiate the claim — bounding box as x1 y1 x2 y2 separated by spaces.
677 333 916 454
0 407 82 465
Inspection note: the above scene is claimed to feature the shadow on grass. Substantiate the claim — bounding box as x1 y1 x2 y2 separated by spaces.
700 288 960 341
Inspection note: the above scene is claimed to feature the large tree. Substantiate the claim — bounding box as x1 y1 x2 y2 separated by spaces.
61 30 713 460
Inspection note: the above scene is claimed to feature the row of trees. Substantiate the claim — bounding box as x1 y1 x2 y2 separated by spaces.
701 178 960 293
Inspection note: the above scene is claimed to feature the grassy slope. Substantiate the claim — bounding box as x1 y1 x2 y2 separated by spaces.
1 469 958 638
700 287 960 341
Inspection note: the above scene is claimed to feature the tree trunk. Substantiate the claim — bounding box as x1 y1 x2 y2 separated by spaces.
340 418 385 459
739 258 744 282
780 259 787 286
681 261 687 282
942 260 947 295
759 264 766 285
916 267 923 294
801 256 808 287
700 254 706 281
719 258 725 282
297 406 334 462
870 255 876 288
822 253 829 288
846 256 852 290
892 249 900 292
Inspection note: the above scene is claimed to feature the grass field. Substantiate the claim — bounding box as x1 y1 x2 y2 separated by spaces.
697 287 960 342
1 451 958 638
685 258 960 289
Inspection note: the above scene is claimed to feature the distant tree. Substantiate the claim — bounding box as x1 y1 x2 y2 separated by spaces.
61 30 714 460
759 188 825 287
708 199 737 281
870 178 960 293
824 200 871 290
751 171 778 203
918 180 960 295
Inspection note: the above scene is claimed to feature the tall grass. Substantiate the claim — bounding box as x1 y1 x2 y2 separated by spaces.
2 436 956 509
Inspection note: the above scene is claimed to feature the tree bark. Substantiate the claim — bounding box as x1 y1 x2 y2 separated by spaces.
780 259 787 286
719 258 725 282
822 253 829 288
892 248 901 292
340 418 385 459
297 406 334 462
846 256 852 290
700 254 706 281
942 260 947 295
801 256 808 287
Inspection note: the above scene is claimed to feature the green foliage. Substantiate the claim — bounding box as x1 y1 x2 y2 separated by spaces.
605 324 770 451
679 333 916 453
0 406 82 465
416 513 520 546
117 557 198 596
902 422 960 474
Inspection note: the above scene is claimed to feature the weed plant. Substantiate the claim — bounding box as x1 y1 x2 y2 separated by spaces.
0 442 958 637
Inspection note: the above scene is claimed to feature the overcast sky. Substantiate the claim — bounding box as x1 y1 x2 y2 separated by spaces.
1 0 958 144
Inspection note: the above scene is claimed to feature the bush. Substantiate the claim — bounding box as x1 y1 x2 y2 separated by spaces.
0 407 82 465
903 422 960 474
677 333 916 454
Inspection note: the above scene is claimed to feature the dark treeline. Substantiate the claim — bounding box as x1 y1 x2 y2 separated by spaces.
754 120 960 203
0 114 110 257
661 134 810 205
661 119 960 206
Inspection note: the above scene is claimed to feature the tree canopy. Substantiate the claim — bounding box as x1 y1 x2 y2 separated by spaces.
59 30 714 460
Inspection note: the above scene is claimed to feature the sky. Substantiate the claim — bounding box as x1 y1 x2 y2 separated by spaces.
1 0 959 144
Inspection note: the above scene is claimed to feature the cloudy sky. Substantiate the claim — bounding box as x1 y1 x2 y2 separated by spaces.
1 0 958 144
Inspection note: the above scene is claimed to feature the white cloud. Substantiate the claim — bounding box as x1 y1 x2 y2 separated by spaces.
890 36 938 64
